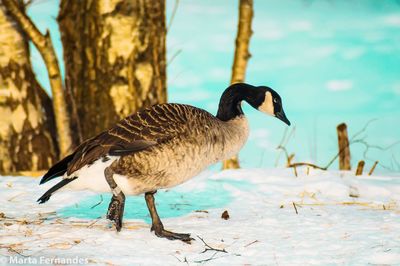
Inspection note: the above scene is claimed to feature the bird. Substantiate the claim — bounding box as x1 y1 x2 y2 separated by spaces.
37 83 290 243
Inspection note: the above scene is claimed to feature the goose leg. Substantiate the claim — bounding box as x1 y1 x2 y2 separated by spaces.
145 191 193 243
105 167 125 231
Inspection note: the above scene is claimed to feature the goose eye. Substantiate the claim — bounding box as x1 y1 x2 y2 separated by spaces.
273 98 278 104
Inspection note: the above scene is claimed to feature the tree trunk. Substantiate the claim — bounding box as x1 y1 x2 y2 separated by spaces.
0 2 57 174
223 0 253 170
58 0 167 141
337 123 351 170
2 0 74 158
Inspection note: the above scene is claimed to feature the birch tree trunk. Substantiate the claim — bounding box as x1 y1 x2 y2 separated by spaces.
0 2 57 174
223 0 253 170
58 0 167 141
2 0 74 157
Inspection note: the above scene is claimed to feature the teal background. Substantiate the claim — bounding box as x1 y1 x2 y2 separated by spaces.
27 0 400 173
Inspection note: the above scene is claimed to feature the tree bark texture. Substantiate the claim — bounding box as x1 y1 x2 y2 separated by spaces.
223 0 253 170
0 2 57 173
2 0 74 157
58 0 167 141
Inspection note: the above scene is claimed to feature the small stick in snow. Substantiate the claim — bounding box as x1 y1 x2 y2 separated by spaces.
194 251 219 263
368 161 379 175
197 236 227 254
87 219 101 228
355 160 365 176
7 192 26 202
244 240 259 247
195 210 209 213
293 165 298 177
292 202 298 214
90 195 104 209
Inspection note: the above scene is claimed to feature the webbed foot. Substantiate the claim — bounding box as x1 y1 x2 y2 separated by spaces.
152 225 194 243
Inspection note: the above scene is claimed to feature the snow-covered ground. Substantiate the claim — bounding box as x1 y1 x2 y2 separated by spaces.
1 168 400 265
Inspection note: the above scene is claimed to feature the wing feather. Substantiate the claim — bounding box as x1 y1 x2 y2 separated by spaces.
66 103 199 176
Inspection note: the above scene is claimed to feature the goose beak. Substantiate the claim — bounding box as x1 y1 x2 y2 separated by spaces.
276 109 291 126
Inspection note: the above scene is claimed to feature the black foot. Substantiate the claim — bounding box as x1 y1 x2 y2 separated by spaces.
107 196 125 231
152 226 194 243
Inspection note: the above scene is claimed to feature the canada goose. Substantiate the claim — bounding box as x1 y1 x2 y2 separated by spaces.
38 83 290 243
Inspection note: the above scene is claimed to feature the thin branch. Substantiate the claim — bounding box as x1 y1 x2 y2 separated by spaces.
194 251 219 263
289 162 327 171
350 119 377 141
244 240 259 247
277 145 327 170
275 127 295 167
368 161 379 175
276 119 394 172
276 145 290 164
167 0 180 32
3 0 73 157
197 236 227 254
167 49 182 66
292 202 298 214
90 195 103 209
392 154 400 171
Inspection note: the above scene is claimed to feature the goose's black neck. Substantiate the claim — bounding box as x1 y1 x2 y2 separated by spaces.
216 83 264 121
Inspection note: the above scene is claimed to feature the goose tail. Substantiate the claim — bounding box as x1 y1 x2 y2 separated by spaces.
39 153 75 185
37 177 77 204
37 153 77 204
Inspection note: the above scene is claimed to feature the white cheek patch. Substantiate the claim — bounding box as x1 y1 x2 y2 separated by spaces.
258 91 274 116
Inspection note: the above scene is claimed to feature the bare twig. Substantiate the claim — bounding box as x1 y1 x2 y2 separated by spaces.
289 162 327 171
324 120 378 169
351 119 377 141
194 251 219 263
275 127 296 167
278 119 398 172
167 0 180 32
4 246 29 257
197 236 227 254
368 161 379 175
167 49 182 66
244 240 259 247
293 165 298 177
292 202 298 214
353 139 400 159
7 192 26 202
90 195 103 209
277 145 327 170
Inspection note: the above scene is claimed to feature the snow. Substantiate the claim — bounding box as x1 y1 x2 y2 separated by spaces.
1 168 400 265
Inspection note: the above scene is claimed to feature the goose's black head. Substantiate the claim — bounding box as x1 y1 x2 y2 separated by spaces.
248 85 291 126
216 83 291 126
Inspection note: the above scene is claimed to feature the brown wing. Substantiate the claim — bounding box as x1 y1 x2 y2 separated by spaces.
66 103 192 175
